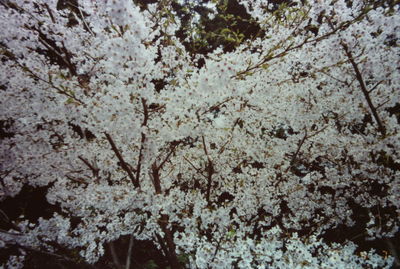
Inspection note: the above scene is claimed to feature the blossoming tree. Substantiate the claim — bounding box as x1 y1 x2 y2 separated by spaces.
0 0 399 268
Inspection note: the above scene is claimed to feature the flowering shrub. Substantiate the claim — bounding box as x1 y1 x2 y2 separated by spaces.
0 0 399 268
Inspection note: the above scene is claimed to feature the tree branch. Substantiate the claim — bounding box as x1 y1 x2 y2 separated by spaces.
15 62 84 104
285 129 308 173
108 241 122 269
125 234 135 269
104 133 138 188
202 136 214 206
341 42 386 136
134 98 149 188
150 165 182 269
234 9 372 79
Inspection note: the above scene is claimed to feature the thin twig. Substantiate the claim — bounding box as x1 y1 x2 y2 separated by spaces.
78 156 99 178
183 156 208 180
65 174 88 185
286 129 308 173
44 3 55 23
67 2 95 36
368 80 384 93
376 98 390 109
218 137 232 155
157 142 180 171
199 97 234 117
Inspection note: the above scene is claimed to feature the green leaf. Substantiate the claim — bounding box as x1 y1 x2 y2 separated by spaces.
220 28 232 36
144 260 158 269
227 228 236 238
178 253 190 265
65 98 75 104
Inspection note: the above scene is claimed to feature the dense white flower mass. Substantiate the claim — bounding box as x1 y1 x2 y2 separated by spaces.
0 0 399 268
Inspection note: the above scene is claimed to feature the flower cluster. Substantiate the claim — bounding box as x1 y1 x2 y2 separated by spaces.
0 0 399 268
